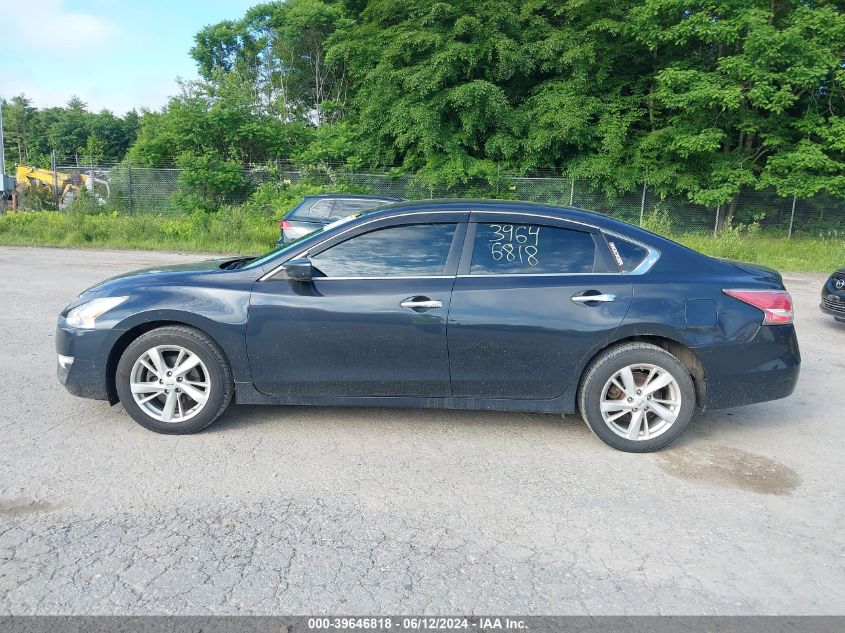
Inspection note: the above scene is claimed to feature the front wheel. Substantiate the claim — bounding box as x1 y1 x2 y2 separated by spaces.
578 343 696 452
115 326 234 434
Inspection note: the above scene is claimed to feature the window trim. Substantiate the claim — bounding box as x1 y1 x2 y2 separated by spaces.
258 209 660 281
306 275 454 281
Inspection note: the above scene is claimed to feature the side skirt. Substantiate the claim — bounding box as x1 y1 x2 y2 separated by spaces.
234 382 576 414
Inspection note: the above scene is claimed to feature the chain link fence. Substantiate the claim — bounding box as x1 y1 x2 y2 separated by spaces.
8 162 845 237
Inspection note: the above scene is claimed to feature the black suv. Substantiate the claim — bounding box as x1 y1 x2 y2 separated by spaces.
821 268 845 322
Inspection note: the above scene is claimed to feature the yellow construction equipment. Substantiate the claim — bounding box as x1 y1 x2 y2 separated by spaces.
15 165 110 208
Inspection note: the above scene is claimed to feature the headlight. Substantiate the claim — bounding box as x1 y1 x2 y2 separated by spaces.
65 296 128 329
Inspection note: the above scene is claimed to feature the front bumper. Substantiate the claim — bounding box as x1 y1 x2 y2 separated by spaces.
820 296 845 320
55 321 118 401
697 324 801 410
820 274 845 320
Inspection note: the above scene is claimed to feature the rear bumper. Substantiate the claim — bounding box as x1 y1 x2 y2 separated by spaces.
697 324 800 410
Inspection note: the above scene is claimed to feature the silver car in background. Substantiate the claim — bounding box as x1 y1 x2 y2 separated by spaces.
278 194 402 244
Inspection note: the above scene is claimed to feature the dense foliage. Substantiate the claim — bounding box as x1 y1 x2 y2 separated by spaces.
1 96 139 167
4 0 845 227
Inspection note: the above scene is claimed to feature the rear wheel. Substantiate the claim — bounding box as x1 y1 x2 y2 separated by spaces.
115 326 233 434
578 343 696 452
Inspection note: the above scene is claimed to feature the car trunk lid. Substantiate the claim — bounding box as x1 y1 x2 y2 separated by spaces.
718 258 784 286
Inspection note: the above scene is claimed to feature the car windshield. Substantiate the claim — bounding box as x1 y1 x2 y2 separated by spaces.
241 213 364 270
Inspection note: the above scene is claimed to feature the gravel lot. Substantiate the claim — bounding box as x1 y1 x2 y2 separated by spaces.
0 245 843 615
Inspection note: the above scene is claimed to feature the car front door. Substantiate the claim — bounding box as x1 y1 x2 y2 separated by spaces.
447 213 633 400
248 213 467 398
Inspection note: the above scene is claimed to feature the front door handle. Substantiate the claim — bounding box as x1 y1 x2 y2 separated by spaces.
400 297 443 311
571 293 616 304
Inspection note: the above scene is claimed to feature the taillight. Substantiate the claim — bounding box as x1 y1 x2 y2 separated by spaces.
279 219 292 230
722 289 794 324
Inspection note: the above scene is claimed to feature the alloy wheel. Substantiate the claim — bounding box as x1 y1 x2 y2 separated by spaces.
129 345 210 423
599 363 682 441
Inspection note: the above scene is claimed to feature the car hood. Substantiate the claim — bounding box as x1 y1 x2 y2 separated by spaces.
79 256 251 297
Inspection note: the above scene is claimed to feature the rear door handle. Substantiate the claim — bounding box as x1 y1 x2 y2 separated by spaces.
400 297 443 310
571 293 616 304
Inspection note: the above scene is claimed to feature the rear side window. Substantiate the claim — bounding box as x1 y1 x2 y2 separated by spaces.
605 236 648 272
341 199 391 215
470 223 596 274
289 199 336 221
312 223 457 278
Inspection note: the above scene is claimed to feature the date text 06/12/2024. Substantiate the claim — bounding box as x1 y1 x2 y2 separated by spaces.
306 617 528 630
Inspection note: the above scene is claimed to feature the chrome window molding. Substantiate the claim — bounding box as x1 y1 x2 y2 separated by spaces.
471 210 598 231
456 272 622 278
259 208 660 281
309 275 452 281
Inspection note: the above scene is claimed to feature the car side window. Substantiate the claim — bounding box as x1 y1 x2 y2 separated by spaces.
470 222 596 274
329 202 348 219
605 236 649 272
307 199 336 219
311 223 457 278
341 199 388 215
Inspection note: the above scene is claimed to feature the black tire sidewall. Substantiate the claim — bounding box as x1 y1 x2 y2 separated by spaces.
580 345 696 453
115 328 231 434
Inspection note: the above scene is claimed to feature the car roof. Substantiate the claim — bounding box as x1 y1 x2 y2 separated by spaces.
256 197 732 276
302 194 403 201
365 198 658 238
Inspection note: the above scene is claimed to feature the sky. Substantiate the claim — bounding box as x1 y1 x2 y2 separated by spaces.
0 0 258 114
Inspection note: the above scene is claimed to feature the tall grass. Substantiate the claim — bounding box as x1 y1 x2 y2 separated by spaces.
678 233 844 273
0 209 278 254
0 208 842 272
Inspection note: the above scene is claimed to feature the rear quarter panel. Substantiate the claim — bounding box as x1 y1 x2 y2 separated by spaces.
611 248 800 410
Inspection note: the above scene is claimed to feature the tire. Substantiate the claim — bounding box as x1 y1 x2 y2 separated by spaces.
115 326 234 434
578 342 696 453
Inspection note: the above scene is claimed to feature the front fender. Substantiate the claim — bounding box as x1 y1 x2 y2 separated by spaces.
106 284 252 384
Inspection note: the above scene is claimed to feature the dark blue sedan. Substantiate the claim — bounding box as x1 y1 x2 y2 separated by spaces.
56 200 800 452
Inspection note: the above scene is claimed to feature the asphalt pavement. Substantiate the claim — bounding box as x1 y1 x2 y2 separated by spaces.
0 246 843 615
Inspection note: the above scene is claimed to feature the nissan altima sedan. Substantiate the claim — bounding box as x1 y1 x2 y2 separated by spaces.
56 200 800 452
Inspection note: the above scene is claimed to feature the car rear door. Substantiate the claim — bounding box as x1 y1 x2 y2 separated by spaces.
248 211 468 398
447 212 632 400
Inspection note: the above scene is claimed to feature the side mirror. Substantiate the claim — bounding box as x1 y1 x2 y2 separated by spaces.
283 258 314 282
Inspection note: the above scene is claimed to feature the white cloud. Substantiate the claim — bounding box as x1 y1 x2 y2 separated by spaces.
2 0 117 54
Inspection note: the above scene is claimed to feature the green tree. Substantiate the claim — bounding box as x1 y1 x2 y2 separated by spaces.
191 0 351 123
330 0 845 223
629 0 845 228
176 152 249 208
1 95 37 168
47 97 92 163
